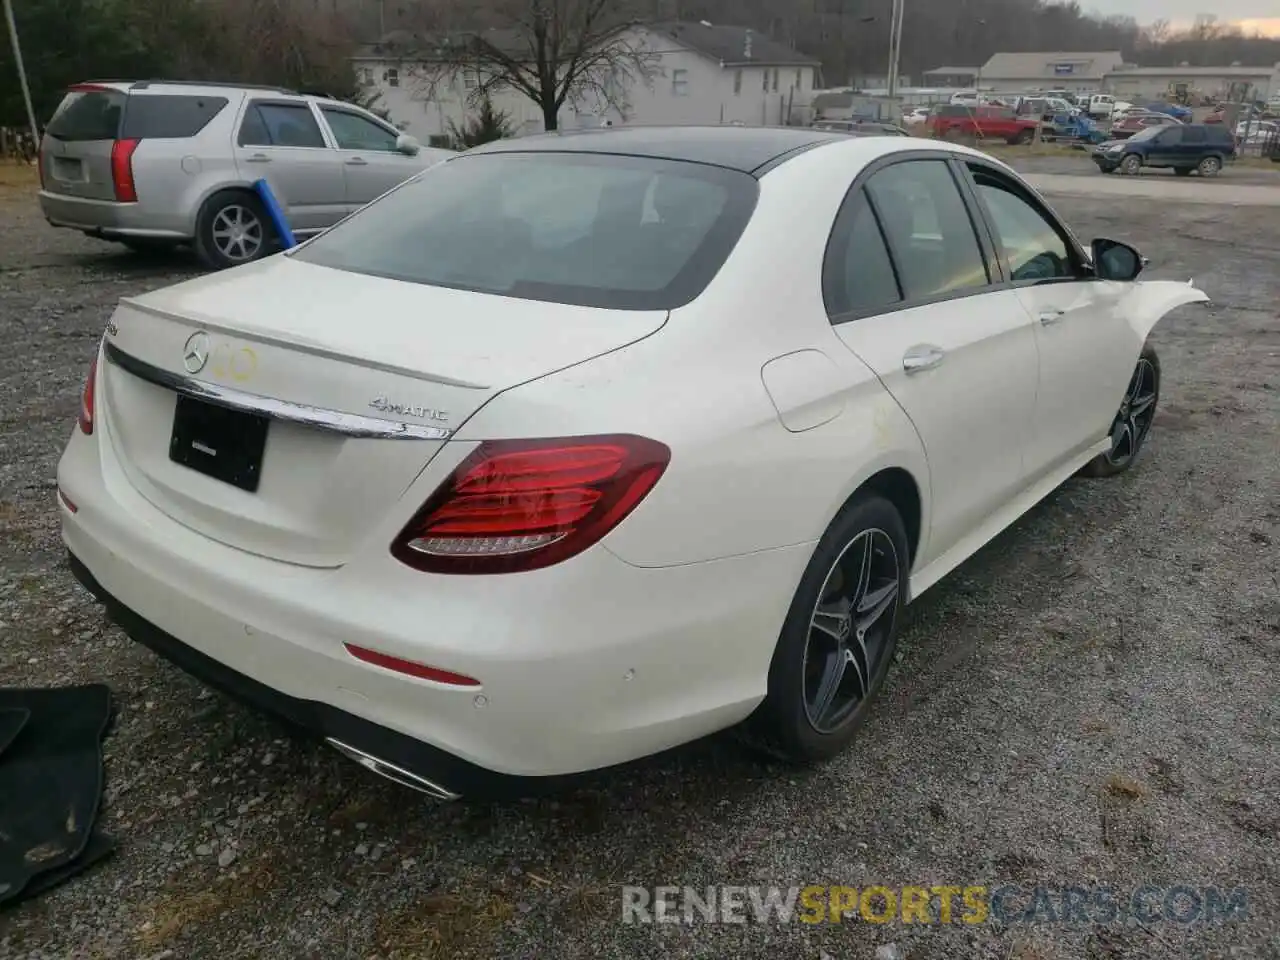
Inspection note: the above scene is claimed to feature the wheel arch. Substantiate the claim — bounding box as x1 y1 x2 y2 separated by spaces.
838 465 924 571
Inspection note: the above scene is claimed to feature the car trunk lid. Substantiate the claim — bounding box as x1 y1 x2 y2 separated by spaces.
99 255 667 567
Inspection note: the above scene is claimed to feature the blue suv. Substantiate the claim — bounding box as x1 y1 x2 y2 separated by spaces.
1093 122 1237 177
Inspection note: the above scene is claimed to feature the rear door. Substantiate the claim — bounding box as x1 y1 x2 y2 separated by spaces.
40 83 129 200
828 157 1040 565
232 99 346 232
315 105 431 209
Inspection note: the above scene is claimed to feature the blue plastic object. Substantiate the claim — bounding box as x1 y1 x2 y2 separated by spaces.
252 178 297 249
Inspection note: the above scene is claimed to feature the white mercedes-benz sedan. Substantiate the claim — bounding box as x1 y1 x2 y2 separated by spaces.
57 127 1208 800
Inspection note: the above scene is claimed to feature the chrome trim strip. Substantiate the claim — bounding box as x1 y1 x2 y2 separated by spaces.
325 737 461 800
103 341 452 441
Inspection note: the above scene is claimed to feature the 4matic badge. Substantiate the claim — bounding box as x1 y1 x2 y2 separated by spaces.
369 396 449 424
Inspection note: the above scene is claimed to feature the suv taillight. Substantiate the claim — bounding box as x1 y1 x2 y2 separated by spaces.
391 435 670 574
110 138 140 202
78 351 99 435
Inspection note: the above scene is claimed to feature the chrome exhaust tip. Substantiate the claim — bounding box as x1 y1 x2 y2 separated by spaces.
325 737 461 801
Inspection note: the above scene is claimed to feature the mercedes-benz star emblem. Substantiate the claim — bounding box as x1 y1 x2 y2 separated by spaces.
183 331 210 374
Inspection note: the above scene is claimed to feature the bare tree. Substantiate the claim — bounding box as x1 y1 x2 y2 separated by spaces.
406 0 658 131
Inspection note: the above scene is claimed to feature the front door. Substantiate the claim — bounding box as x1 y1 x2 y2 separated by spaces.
318 106 428 210
233 99 347 233
826 157 1040 567
960 160 1135 477
1145 124 1184 165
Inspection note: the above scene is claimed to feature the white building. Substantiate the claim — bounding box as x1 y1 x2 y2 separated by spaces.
352 21 822 142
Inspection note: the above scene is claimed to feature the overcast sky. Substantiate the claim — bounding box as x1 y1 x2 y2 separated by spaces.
1087 0 1278 25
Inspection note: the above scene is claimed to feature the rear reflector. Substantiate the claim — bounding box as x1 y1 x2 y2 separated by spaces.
391 435 670 575
58 488 78 513
343 643 481 687
110 138 140 202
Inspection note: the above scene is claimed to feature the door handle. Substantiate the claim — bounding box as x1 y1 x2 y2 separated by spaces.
1038 309 1065 324
245 153 271 163
902 346 946 374
345 157 369 166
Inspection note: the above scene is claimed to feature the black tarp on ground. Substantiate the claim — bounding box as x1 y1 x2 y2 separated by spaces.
0 684 114 905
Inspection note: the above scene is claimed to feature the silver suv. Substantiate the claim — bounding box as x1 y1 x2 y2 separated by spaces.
38 80 454 269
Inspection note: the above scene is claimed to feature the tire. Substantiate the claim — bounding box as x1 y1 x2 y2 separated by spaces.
1120 153 1142 175
749 494 909 763
1013 129 1034 145
195 190 274 270
1080 343 1161 479
1197 155 1222 177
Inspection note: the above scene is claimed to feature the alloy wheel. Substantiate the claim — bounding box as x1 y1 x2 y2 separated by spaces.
211 205 265 263
1103 356 1158 468
1199 156 1221 176
801 529 900 734
1121 155 1141 175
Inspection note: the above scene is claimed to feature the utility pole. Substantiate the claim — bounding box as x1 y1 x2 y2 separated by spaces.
886 0 905 100
3 0 41 150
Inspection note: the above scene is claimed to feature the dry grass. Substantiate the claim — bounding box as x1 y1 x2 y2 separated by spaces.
371 891 515 959
0 162 38 193
133 855 278 950
1103 774 1147 800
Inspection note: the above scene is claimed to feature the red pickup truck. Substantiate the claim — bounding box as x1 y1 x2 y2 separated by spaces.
927 104 1041 144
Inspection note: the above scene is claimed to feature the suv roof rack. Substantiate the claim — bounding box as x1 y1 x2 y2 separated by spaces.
130 79 299 94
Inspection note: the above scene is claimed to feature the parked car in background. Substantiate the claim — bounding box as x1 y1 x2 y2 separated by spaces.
903 107 931 127
1110 111 1183 139
1236 119 1279 143
38 80 454 269
928 104 1040 143
1142 102 1193 122
1092 122 1236 177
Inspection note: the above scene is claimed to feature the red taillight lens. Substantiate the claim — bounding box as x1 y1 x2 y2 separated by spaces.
78 352 98 435
110 138 140 202
392 435 671 574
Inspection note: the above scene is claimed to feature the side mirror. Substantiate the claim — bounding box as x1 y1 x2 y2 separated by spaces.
395 133 421 156
1091 238 1146 281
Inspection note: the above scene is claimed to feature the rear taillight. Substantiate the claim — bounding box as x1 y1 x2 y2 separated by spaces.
392 435 670 574
78 351 98 435
110 138 140 202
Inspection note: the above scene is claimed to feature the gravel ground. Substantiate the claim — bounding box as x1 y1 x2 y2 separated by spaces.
0 174 1277 960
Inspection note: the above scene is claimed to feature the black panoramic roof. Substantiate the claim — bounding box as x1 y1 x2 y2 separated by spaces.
464 125 849 175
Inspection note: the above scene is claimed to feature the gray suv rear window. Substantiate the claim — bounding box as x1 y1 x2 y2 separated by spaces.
46 88 125 141
290 152 759 311
121 95 229 139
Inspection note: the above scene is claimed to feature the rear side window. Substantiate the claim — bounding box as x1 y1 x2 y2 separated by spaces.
290 152 758 311
864 160 989 301
822 188 901 318
238 102 327 148
1183 126 1207 144
45 87 125 141
120 95 229 138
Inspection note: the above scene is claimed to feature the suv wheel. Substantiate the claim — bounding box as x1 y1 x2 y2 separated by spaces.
1120 154 1142 175
1197 155 1222 177
196 191 274 270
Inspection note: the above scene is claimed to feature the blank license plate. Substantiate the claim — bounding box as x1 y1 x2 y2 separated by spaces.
168 396 269 492
52 157 83 181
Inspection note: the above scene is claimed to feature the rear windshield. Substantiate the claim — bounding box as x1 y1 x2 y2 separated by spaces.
121 94 229 138
290 152 758 311
46 87 125 141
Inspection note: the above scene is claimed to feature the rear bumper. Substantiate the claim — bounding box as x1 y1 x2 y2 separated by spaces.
67 551 499 800
57 409 807 797
39 191 189 240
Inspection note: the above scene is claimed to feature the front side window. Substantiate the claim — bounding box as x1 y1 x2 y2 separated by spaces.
671 69 689 96
969 166 1075 283
864 160 989 301
290 152 758 311
238 102 327 148
321 109 399 151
